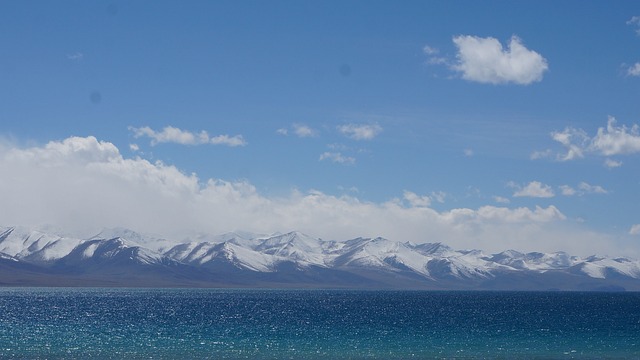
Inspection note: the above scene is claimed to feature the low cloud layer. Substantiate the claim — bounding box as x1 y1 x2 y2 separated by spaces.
451 35 548 85
0 136 621 255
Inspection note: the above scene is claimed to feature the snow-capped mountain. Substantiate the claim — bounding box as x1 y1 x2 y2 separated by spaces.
1 225 640 290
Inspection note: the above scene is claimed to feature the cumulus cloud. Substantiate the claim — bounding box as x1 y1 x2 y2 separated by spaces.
0 135 621 255
337 124 382 140
451 35 548 85
129 126 246 147
591 117 640 155
538 117 640 165
510 181 555 198
319 152 355 165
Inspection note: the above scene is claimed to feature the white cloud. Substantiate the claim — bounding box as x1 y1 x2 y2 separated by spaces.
630 224 640 236
0 135 622 255
337 124 382 140
277 124 318 138
550 127 589 161
591 117 640 156
423 45 439 55
628 63 640 77
129 143 139 152
319 152 355 165
577 182 608 195
542 117 640 164
129 126 246 147
431 191 446 204
451 35 548 85
293 124 317 138
530 149 552 160
510 181 555 198
423 45 447 65
561 182 607 197
559 185 576 196
210 134 247 147
403 191 431 207
604 158 622 168
493 196 510 204
463 148 474 157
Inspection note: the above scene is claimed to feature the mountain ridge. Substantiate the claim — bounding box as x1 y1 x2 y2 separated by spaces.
1 226 639 291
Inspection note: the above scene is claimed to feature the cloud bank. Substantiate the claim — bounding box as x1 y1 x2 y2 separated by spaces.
452 35 548 85
0 136 620 255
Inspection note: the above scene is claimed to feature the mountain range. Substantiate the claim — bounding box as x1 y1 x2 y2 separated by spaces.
1 226 639 291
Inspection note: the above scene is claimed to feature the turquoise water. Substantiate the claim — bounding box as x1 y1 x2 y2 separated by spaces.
0 289 639 359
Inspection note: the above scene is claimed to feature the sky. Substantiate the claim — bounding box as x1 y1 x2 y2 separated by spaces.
1 1 640 256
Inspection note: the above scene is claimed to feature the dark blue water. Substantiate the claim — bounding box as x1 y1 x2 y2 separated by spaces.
0 288 638 359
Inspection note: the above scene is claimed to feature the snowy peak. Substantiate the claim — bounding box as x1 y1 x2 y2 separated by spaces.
2 225 640 289
252 231 327 266
90 227 173 253
489 250 578 271
0 226 84 264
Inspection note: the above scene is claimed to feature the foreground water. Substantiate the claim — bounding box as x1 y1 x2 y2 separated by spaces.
0 288 639 359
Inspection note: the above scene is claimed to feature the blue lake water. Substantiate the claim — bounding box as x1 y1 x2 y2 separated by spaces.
0 288 638 359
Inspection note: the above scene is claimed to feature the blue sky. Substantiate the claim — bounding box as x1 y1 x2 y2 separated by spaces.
1 1 640 255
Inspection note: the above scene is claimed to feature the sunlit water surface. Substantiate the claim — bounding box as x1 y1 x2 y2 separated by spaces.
0 288 639 359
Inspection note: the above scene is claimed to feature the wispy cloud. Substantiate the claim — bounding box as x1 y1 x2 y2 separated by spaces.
628 16 640 36
630 224 640 236
423 45 448 65
509 181 555 198
451 35 548 85
129 126 246 147
319 152 355 165
210 134 248 147
276 123 318 138
337 124 382 140
494 196 510 204
560 182 607 197
604 158 623 168
66 52 84 61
